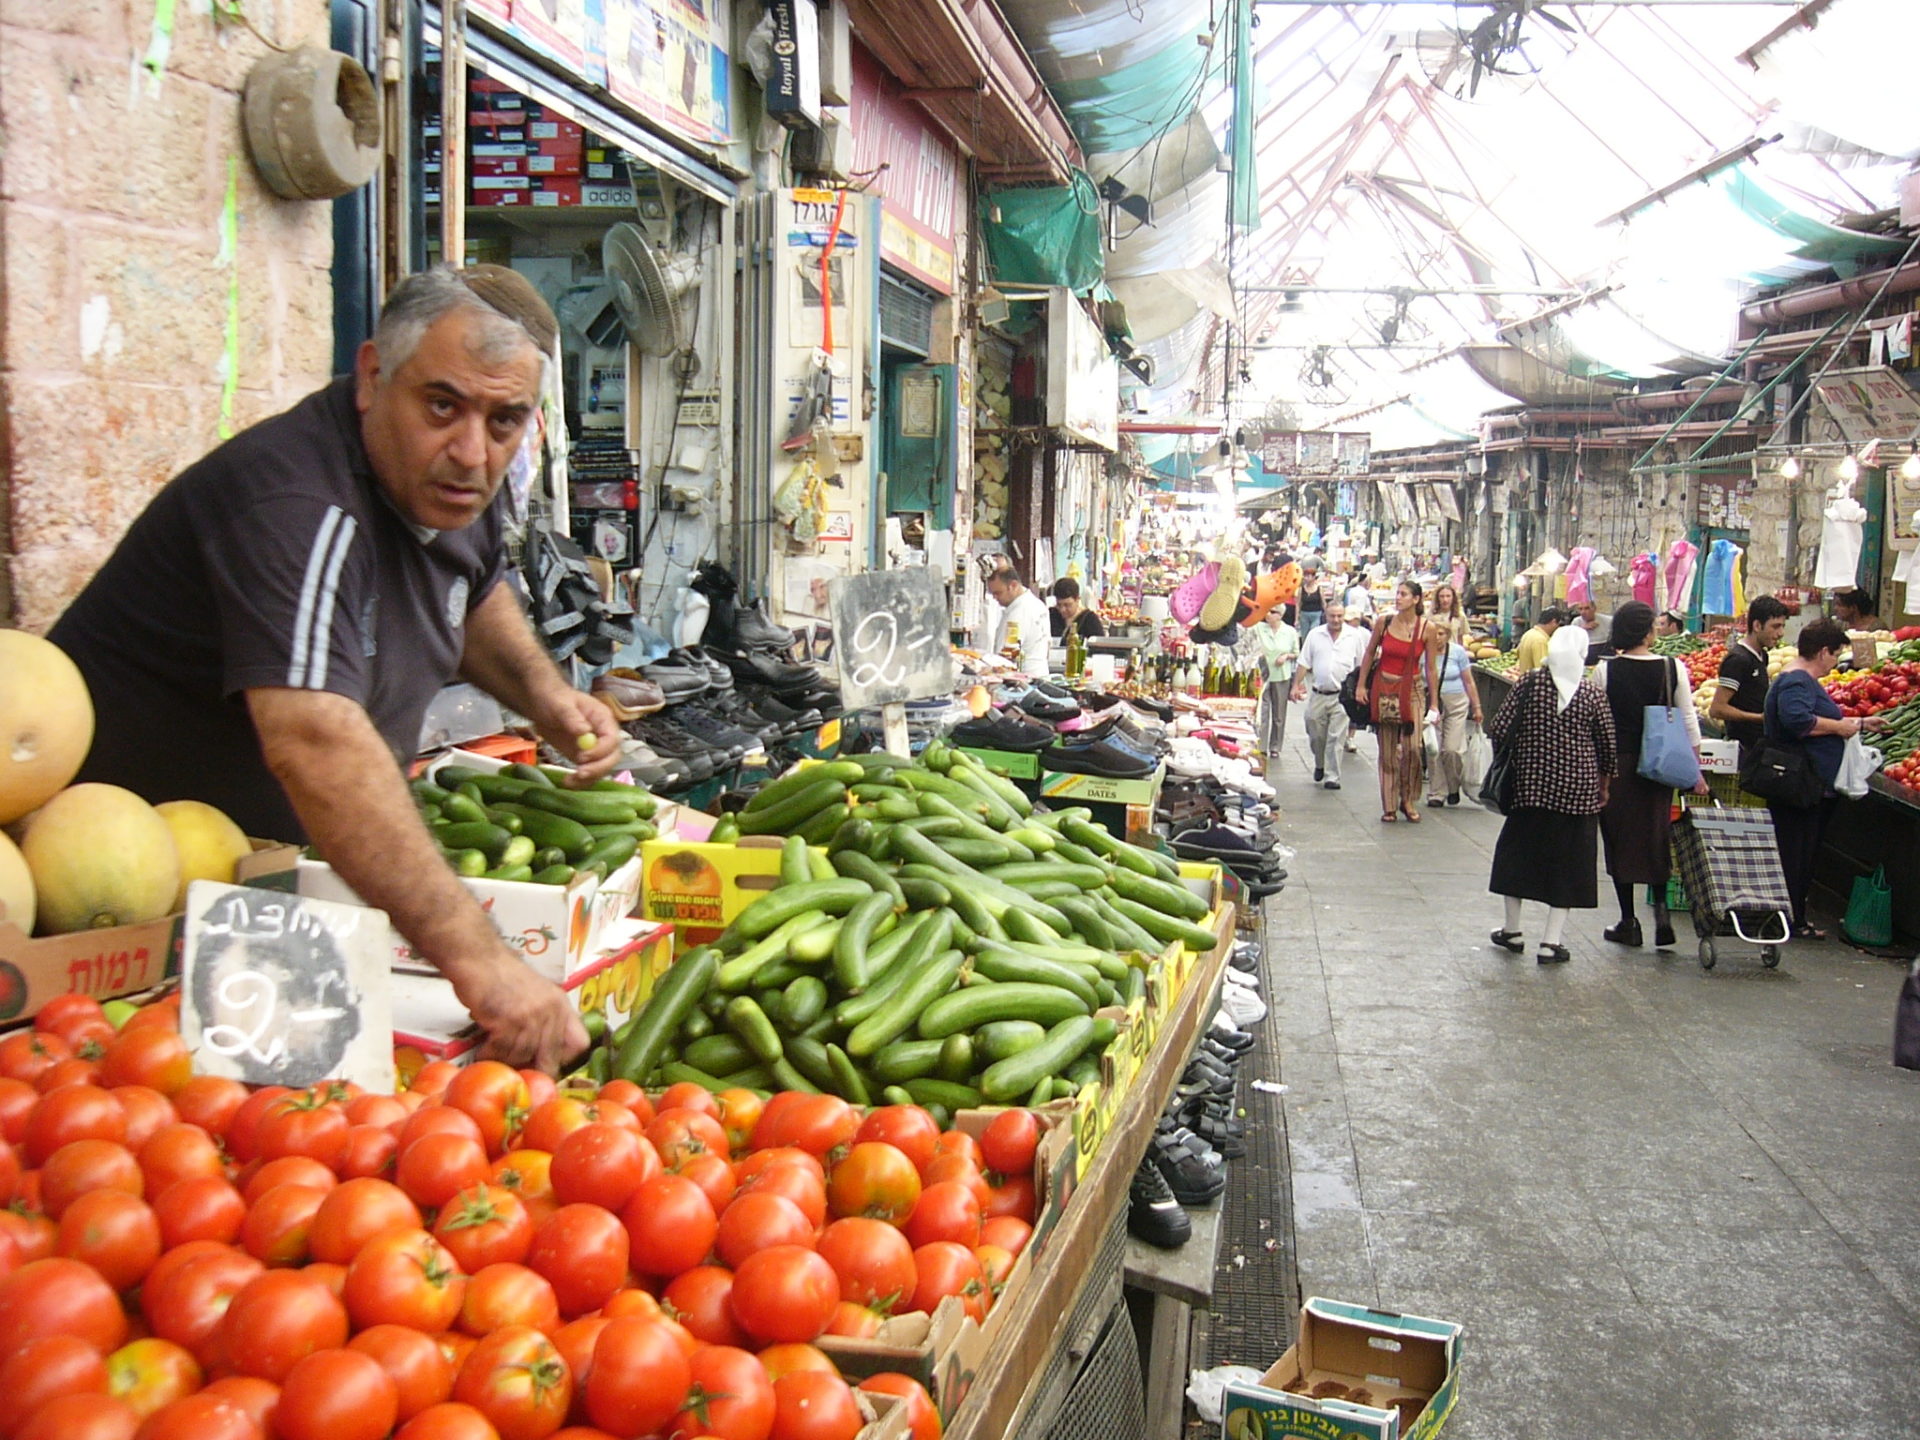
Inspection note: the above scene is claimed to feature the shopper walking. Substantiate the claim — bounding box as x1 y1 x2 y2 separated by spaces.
1592 601 1711 950
1708 596 1788 763
1356 581 1440 823
1254 604 1301 766
1291 601 1367 789
1764 618 1884 939
1487 625 1619 964
1427 583 1469 646
1298 558 1326 634
1427 633 1483 807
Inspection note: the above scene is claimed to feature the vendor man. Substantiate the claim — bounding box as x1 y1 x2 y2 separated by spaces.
985 566 1051 677
1514 606 1569 673
48 266 615 1073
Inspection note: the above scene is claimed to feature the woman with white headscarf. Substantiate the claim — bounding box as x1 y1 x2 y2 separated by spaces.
1484 624 1619 964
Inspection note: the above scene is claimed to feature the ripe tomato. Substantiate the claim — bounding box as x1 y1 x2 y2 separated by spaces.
973 1244 1014 1296
109 1087 175 1151
655 1082 720 1120
0 1333 110 1427
131 1392 262 1440
729 1245 839 1345
99 1029 191 1097
733 1147 825 1188
241 1155 337 1204
667 1344 774 1440
255 1092 350 1172
644 1109 729 1171
770 1369 864 1440
856 1374 939 1440
36 995 107 1036
591 1080 653 1126
14 1392 141 1440
929 1131 981 1170
714 1192 813 1270
42 1138 143 1218
733 1164 826 1231
220 1087 290 1165
444 1064 531 1158
517 1097 595 1156
903 1181 980 1250
308 1177 422 1265
0 1031 72 1088
978 1108 1038 1177
0 1145 17 1210
661 1267 749 1348
240 1183 326 1267
398 1133 492 1211
527 1205 629 1318
25 1085 126 1166
436 1184 534 1273
621 1174 717 1278
220 1270 349 1382
909 1242 986 1322
0 1209 57 1265
397 1106 486 1154
0 1075 38 1144
38 1057 102 1093
103 1338 200 1418
273 1348 400 1440
815 1218 915 1313
982 1173 1035 1224
409 1061 464 1099
713 1089 764 1152
853 1106 940 1176
459 1263 560 1337
977 1216 1031 1257
750 1093 857 1161
196 1378 279 1436
550 1316 610 1416
0 1256 129 1355
822 1301 883 1339
677 1152 737 1216
142 1247 262 1363
582 1317 690 1438
138 1124 226 1195
338 1125 400 1180
550 1125 658 1213
518 1071 557 1109
57 1190 162 1290
452 1325 571 1440
919 1156 990 1212
396 1402 503 1440
756 1343 835 1382
345 1093 409 1129
350 1324 456 1422
344 1228 468 1333
825 1143 920 1225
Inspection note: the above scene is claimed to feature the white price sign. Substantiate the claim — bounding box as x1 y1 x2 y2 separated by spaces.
827 566 955 711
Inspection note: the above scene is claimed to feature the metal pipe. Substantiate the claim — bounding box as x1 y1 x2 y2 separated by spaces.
1740 258 1920 329
1628 331 1766 472
1237 285 1579 297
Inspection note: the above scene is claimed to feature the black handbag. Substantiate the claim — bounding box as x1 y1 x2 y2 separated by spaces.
1739 738 1825 808
1337 666 1371 729
1478 737 1517 814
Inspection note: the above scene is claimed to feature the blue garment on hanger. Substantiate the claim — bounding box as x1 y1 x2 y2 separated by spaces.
1701 538 1739 617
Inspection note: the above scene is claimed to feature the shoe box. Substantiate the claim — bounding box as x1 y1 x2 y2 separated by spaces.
951 742 1044 783
1220 1298 1463 1440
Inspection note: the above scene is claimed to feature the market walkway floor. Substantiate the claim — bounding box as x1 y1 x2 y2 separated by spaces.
1259 738 1920 1438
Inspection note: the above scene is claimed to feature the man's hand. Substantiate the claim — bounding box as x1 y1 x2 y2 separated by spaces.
1290 684 1306 703
532 689 624 786
457 959 590 1074
458 586 623 783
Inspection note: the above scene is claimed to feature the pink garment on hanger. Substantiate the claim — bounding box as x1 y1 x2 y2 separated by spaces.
1630 554 1657 606
1663 541 1699 614
1563 547 1596 606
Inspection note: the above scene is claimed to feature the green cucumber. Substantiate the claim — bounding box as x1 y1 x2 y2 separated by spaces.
503 762 555 786
846 947 968 1057
657 1061 730 1093
831 911 950 1028
724 996 784 1064
718 913 834 991
1121 965 1146 1005
530 863 575 886
979 1015 1099 1103
745 760 865 813
1064 1056 1100 1090
1108 895 1218 951
943 838 1021 868
411 780 452 807
1089 892 1162 953
832 889 897 993
902 1077 983 1112
613 947 719 1083
738 779 849 835
869 1038 946 1084
974 1020 1047 1065
481 863 534 883
795 803 854 847
678 1006 715 1041
484 808 524 836
767 1057 821 1094
826 1044 873 1105
730 878 873 942
829 816 876 854
1020 881 1084 902
451 849 488 878
517 786 642 827
895 876 951 911
755 958 807 989
1053 896 1116 950
999 907 1059 946
970 946 1100 1010
585 820 657 842
829 850 906 906
880 1085 916 1108
915 982 1090 1040
783 1035 838 1091
936 1033 974 1083
985 861 1109 891
434 821 512 863
1060 816 1161 877
718 1064 775 1090
954 756 1034 818
709 814 742 844
780 834 813 889
494 805 596 863
439 791 489 825
498 835 538 869
578 832 639 874
1107 866 1210 921
783 974 828 1030
787 916 843 965
684 1033 755 1075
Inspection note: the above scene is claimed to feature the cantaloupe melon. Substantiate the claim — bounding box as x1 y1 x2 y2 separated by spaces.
21 784 180 934
0 831 33 934
156 800 252 908
0 630 95 824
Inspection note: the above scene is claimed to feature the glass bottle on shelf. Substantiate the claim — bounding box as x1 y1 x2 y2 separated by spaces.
1065 623 1085 682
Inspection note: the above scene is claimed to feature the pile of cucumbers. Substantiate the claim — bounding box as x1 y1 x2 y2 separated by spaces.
403 762 660 886
593 742 1219 1120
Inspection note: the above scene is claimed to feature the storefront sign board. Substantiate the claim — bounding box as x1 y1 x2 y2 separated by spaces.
1045 290 1118 451
850 45 961 293
603 0 733 147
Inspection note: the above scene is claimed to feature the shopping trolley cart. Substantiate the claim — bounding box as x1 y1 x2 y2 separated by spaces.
1671 805 1792 970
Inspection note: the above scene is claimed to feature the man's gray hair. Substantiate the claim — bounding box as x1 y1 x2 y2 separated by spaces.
373 265 557 378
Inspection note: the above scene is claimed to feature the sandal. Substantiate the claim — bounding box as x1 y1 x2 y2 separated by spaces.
1794 924 1828 942
1401 805 1422 823
1380 812 1398 823
1536 945 1571 965
1489 929 1525 953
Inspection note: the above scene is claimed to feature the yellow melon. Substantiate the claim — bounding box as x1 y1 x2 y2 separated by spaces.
0 831 33 934
21 784 180 934
0 630 95 824
156 800 253 908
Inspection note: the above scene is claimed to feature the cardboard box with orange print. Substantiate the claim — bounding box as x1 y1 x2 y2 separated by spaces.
639 812 827 950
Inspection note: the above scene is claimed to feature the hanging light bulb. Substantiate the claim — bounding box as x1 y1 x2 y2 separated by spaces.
1902 447 1920 482
1778 454 1801 480
1838 454 1861 483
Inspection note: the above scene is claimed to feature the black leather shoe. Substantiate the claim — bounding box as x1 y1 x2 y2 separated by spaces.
1654 920 1676 949
1041 739 1156 779
1128 1157 1192 1247
1603 917 1643 948
1537 945 1571 965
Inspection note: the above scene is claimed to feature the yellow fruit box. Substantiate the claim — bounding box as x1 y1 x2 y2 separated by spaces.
638 816 826 950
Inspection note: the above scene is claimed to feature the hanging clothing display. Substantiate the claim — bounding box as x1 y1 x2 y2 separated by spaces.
1815 486 1868 589
1895 546 1918 613
1630 553 1657 607
1662 541 1699 614
1563 547 1596 605
1701 538 1743 616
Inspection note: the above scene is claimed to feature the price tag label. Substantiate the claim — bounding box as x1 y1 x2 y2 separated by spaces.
826 567 955 711
180 881 394 1092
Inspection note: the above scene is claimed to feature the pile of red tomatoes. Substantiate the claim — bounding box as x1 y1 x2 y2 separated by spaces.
0 992 1048 1440
1824 661 1920 718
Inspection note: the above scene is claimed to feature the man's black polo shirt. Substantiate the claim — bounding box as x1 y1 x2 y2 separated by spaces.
1714 638 1770 749
50 378 507 841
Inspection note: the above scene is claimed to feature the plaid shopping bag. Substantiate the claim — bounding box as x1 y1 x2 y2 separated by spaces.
1673 808 1792 924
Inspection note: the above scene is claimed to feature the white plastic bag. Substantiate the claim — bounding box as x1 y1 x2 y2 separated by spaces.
1463 726 1493 789
1837 734 1884 800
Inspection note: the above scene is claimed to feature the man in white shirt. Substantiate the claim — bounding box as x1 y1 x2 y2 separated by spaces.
1290 601 1369 788
986 566 1052 678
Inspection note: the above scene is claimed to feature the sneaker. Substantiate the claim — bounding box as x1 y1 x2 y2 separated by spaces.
1209 1012 1254 1047
1219 984 1267 1028
1324 780 1341 791
671 707 758 760
1039 739 1156 780
1128 1157 1192 1248
1223 968 1260 996
1150 1125 1226 1203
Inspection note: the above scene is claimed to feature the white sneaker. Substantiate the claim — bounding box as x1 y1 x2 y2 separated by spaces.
1223 968 1261 997
1210 1009 1252 1042
1219 983 1267 1027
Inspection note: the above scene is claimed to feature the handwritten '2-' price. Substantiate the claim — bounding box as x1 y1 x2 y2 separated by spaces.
847 610 934 691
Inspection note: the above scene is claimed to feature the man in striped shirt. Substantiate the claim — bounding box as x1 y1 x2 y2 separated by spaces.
49 267 614 1072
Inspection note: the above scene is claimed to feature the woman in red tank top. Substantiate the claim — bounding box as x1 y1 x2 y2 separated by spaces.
1356 581 1442 822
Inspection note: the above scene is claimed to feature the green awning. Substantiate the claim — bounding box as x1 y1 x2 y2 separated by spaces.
1721 169 1909 279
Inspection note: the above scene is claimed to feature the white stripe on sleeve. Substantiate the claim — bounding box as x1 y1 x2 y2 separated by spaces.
286 506 345 687
305 514 358 690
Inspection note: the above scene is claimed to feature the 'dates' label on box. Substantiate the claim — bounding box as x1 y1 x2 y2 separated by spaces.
180 881 394 1093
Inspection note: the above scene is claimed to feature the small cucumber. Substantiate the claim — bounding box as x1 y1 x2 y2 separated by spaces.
730 878 874 942
744 760 865 813
895 876 951 911
881 1085 916 1108
530 863 575 886
826 1044 872 1105
970 946 1100 1010
724 996 785 1064
684 1033 756 1075
738 779 849 836
439 791 489 825
915 982 1090 1040
657 1061 730 1093
451 849 488 878
974 1020 1047 1065
485 808 525 835
678 1006 716 1041
869 1038 946 1084
709 814 742 844
517 786 641 827
1107 864 1211 922
936 1033 974 1083
787 916 842 965
481 863 534 883
780 834 812 889
979 1015 1099 1103
718 912 834 992
502 762 555 786
846 946 968 1057
828 849 905 906
493 805 596 863
498 835 537 869
613 947 719 1083
833 889 898 994
902 1077 984 1112
782 974 828 1030
1107 895 1219 951
435 821 512 863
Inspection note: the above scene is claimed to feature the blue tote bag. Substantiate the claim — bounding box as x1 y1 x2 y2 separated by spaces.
1638 657 1702 790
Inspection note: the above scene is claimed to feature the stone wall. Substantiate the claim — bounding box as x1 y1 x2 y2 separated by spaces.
1 0 335 630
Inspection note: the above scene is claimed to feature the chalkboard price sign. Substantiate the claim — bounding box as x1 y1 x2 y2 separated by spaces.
828 566 954 710
180 881 394 1093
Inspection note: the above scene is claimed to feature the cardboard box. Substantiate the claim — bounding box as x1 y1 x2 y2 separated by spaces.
639 820 798 949
526 152 582 177
0 841 300 1026
469 127 527 145
1038 762 1166 808
1699 738 1740 775
532 179 582 208
528 118 584 143
467 108 527 127
468 188 530 208
470 174 531 190
954 745 1041 781
470 154 530 178
1221 1299 1463 1440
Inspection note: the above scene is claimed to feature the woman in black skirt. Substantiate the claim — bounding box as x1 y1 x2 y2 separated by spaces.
1592 601 1711 949
1486 624 1618 964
